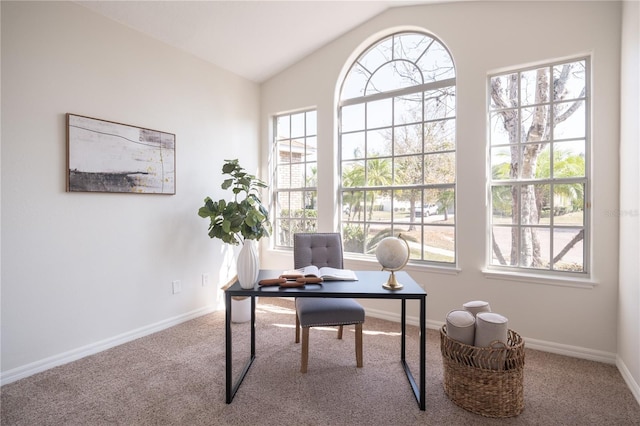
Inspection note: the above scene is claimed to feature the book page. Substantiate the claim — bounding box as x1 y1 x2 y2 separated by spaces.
317 267 358 281
281 265 320 278
282 266 357 280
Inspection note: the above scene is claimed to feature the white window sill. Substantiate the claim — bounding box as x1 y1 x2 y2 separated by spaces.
482 268 597 289
344 254 461 276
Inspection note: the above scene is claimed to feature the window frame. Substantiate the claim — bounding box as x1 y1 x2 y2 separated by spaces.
338 31 457 267
271 109 318 249
486 57 591 278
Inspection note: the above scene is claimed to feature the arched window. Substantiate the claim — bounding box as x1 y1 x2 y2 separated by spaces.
339 31 456 264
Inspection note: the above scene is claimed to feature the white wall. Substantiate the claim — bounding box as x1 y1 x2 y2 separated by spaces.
261 1 622 361
1 1 259 379
2 0 636 401
618 0 640 402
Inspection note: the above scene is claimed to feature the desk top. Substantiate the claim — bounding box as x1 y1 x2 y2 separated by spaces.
226 270 426 299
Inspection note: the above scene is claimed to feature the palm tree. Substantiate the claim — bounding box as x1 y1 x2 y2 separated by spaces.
364 158 392 220
342 163 365 221
535 146 585 216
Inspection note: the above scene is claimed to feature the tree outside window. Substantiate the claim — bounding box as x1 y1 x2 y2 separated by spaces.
339 32 456 264
489 58 589 273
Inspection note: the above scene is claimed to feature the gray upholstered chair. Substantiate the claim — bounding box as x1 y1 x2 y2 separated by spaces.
293 233 365 373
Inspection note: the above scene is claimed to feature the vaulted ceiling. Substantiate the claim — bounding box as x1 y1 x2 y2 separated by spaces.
76 1 439 82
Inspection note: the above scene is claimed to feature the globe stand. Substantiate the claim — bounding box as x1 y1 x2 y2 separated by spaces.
382 269 404 290
377 234 410 291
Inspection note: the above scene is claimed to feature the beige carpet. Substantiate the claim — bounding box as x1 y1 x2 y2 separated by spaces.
2 298 639 425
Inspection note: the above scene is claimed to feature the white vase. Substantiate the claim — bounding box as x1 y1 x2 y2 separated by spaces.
231 297 252 323
237 239 259 289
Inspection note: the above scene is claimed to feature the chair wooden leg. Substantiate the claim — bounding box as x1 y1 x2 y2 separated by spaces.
355 323 363 368
337 325 343 339
295 314 300 343
301 327 310 373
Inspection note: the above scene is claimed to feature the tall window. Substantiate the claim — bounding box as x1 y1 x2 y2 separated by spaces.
488 58 589 274
339 32 456 264
272 110 318 247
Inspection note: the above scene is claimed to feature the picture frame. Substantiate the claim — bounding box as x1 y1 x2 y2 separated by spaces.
66 113 176 194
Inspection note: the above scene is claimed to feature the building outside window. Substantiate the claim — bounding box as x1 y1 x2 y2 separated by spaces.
339 31 457 265
488 58 589 274
272 110 318 248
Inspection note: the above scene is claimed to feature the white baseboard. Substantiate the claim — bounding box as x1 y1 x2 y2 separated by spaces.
0 305 216 386
363 306 440 329
365 307 618 364
4 303 637 408
617 356 640 406
339 306 640 406
523 336 617 364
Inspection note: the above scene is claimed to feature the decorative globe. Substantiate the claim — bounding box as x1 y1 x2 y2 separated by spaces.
376 236 410 271
376 235 410 290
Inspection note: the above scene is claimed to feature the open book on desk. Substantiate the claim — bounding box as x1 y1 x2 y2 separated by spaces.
282 265 358 281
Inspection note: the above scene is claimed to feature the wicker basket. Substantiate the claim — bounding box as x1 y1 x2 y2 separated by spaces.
440 325 525 418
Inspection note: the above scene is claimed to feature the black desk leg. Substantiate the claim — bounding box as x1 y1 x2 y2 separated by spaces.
420 296 426 410
400 297 426 411
251 296 256 357
225 294 257 404
401 299 406 361
225 291 232 403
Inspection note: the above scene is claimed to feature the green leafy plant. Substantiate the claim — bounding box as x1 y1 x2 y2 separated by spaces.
198 159 271 245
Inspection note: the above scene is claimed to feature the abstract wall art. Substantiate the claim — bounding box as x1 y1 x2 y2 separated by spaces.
67 114 175 194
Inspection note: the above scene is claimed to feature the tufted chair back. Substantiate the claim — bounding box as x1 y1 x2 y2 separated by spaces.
293 233 343 269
